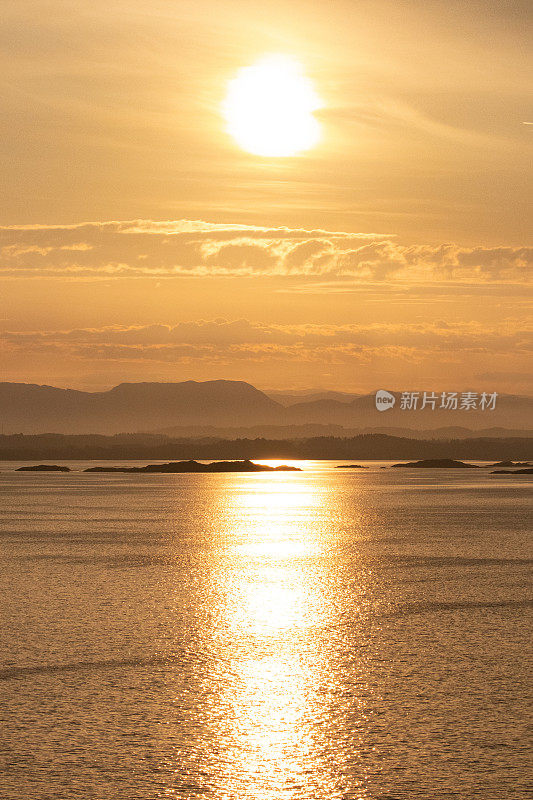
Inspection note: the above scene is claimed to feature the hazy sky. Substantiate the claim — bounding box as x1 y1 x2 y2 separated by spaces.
1 0 531 392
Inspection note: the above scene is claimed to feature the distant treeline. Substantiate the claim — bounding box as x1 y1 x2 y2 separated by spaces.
0 433 531 460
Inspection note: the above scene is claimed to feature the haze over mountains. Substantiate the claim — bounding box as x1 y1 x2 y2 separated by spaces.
1 380 531 436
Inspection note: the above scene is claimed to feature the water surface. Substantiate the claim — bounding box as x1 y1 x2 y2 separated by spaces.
1 461 531 799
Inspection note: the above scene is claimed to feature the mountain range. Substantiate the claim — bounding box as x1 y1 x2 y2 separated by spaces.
0 380 531 435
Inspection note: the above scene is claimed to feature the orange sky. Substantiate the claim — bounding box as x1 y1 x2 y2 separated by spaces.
1 0 531 392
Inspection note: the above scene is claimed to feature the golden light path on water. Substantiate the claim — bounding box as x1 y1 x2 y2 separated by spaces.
162 465 373 799
2 463 530 799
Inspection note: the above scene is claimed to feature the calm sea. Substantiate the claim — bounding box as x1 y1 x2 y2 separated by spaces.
0 461 531 799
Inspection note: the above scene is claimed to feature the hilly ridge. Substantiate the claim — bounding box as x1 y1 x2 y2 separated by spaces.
0 380 531 434
0 380 280 434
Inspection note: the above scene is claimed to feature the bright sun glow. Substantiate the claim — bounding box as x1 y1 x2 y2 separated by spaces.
223 54 322 157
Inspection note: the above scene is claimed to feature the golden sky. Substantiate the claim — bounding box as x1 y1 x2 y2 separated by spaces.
1 0 531 392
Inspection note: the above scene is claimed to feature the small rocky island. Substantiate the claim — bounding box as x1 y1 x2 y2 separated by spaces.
335 464 368 469
84 459 300 473
390 458 478 469
491 467 533 475
16 464 71 472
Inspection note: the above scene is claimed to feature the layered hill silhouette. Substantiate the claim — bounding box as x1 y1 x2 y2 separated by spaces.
280 391 533 431
0 380 279 434
0 380 531 435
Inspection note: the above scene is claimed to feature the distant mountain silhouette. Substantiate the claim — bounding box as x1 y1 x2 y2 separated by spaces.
157 422 350 439
0 380 531 434
488 460 532 468
283 392 533 430
0 380 280 434
158 423 532 440
266 389 363 406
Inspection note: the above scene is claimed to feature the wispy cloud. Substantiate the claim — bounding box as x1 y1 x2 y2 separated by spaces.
4 319 531 362
0 219 530 284
4 317 531 393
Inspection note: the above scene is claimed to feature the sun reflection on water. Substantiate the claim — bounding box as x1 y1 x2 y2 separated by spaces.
191 470 372 799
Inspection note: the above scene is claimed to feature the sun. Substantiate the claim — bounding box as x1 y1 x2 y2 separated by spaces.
223 54 322 158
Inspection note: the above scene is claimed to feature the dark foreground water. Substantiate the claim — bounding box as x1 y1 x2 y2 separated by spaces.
0 461 531 800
